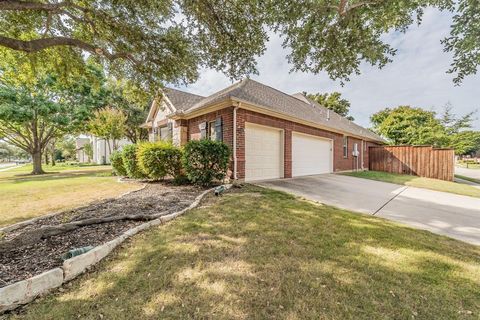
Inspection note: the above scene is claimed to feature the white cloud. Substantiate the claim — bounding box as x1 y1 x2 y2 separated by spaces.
176 8 480 130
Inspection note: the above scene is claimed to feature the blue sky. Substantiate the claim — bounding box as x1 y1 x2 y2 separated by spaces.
177 8 479 130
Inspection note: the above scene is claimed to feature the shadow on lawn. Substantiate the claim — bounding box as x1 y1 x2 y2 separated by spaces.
10 187 480 320
0 170 112 184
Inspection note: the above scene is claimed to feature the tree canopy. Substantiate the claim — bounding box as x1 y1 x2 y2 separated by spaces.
88 106 127 152
370 105 478 154
306 92 354 120
442 0 480 84
106 80 149 143
0 56 107 173
0 0 268 92
0 0 477 88
449 131 480 156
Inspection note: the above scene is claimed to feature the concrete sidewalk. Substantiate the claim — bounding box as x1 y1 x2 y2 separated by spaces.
258 174 480 246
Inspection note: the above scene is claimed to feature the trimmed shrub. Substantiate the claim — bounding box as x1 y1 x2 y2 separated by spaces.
183 139 230 186
110 150 127 176
121 144 145 179
137 141 183 180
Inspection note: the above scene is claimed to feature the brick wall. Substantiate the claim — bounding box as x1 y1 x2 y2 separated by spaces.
183 106 378 180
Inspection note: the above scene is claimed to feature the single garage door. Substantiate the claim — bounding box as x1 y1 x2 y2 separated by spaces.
245 123 283 181
292 132 332 177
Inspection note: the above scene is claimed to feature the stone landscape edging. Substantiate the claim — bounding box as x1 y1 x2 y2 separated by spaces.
0 184 228 314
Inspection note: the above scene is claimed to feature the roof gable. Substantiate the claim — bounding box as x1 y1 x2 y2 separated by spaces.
163 88 204 111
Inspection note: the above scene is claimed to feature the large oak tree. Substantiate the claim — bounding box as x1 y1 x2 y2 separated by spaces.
1 0 477 87
0 0 268 92
370 105 477 153
0 57 107 174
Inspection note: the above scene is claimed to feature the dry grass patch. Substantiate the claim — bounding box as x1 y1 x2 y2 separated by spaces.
8 186 480 320
0 164 139 226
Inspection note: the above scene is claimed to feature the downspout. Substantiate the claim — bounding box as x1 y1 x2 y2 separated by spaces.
233 105 239 180
361 140 364 170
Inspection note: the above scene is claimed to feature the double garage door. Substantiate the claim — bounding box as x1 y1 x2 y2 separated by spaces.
245 123 332 181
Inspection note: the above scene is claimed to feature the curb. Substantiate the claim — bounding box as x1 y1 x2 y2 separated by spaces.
0 185 226 314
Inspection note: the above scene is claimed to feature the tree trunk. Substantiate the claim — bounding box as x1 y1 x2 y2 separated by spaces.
31 150 45 174
50 139 56 166
44 152 49 165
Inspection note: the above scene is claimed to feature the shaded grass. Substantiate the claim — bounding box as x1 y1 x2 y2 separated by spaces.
456 174 480 185
10 186 480 319
342 170 480 198
0 165 139 226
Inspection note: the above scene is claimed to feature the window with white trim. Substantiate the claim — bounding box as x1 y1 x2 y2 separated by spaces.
343 136 348 158
208 120 216 140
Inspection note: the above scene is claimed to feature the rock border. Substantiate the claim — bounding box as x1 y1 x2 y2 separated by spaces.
0 185 228 314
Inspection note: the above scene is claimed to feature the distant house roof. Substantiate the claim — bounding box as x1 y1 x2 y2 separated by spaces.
162 79 384 142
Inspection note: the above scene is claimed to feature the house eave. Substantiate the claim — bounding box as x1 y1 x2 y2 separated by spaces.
170 96 384 143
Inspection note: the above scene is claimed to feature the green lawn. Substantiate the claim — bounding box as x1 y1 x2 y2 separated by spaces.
456 162 480 169
11 186 479 319
342 171 480 198
456 174 480 185
0 164 139 227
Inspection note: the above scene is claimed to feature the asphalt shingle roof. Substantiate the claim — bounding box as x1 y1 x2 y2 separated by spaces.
163 88 204 111
164 79 384 142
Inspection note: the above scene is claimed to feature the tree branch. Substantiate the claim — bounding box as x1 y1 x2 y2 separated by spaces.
0 0 65 11
0 127 31 151
0 121 33 150
347 1 377 12
0 35 138 63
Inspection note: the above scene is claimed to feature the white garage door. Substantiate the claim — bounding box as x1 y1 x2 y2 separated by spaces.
245 123 283 181
292 132 332 177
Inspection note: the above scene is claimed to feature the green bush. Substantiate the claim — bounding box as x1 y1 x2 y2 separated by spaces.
183 139 231 186
121 144 145 179
137 141 183 180
110 150 127 176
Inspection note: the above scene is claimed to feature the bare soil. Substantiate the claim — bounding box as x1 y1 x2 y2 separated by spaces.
0 183 203 287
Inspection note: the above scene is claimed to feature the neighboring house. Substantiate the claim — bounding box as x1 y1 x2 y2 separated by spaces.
144 79 384 182
76 136 130 164
75 137 92 163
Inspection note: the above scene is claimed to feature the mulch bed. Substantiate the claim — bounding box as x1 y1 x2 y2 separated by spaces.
0 182 204 288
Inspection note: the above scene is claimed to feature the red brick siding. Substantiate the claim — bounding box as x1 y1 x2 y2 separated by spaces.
186 107 234 147
183 106 378 179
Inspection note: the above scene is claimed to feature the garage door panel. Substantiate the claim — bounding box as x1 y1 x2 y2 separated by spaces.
245 124 283 181
292 132 332 177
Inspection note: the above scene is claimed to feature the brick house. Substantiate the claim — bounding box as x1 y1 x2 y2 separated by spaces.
143 79 384 181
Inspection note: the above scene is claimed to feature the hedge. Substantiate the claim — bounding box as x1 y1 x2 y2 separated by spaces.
121 144 145 179
110 150 127 176
182 139 230 186
137 141 182 180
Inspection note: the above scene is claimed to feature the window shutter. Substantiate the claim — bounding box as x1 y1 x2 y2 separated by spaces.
167 122 173 140
199 122 207 139
215 117 223 141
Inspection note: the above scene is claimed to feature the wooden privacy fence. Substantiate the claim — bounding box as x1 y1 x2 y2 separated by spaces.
369 146 455 181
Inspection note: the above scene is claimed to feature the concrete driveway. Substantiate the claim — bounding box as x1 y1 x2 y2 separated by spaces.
258 174 480 246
